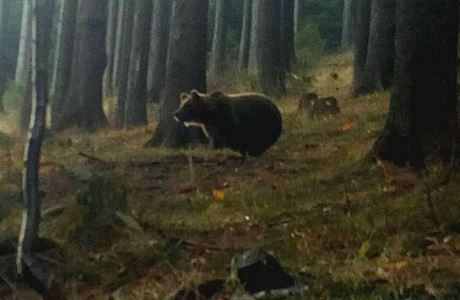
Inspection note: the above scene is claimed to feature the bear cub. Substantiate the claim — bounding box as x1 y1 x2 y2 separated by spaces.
298 93 340 119
173 90 282 158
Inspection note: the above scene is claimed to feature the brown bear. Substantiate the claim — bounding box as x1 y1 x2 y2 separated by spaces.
173 90 282 158
298 93 340 119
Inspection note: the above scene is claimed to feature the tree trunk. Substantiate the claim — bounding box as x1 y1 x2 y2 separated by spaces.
281 0 295 72
20 68 33 133
50 0 78 130
147 0 172 103
48 0 62 88
111 0 126 94
17 0 55 290
248 0 258 71
124 0 153 128
115 0 135 128
103 0 119 96
341 0 355 46
209 0 229 78
146 0 209 148
351 0 371 97
363 0 395 91
15 0 32 88
252 0 284 95
0 0 3 111
49 0 64 98
371 0 458 167
238 0 251 71
294 0 303 35
20 0 51 133
0 0 22 111
76 0 108 131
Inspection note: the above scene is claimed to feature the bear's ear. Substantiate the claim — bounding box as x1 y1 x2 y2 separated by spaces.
190 90 202 98
180 92 191 102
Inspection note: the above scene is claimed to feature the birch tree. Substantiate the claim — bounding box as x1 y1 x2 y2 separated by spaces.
17 0 55 291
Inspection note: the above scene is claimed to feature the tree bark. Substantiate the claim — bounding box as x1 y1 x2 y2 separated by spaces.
115 0 135 128
50 0 78 130
124 0 153 128
209 0 229 78
252 0 284 95
76 0 108 131
49 0 64 98
0 0 4 112
111 0 126 94
0 0 22 111
147 0 172 103
103 0 119 96
20 0 51 133
281 0 295 72
351 0 371 97
371 0 458 167
17 0 55 290
146 0 209 148
238 0 251 71
294 0 303 35
15 0 32 88
248 0 259 71
363 0 395 91
341 0 356 46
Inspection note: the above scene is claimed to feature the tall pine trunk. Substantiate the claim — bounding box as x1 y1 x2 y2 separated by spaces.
351 0 371 97
146 0 209 148
76 0 108 131
15 0 32 88
104 0 119 96
111 0 126 94
238 0 251 71
0 0 4 112
124 0 153 128
341 0 355 46
371 0 458 167
115 0 135 128
294 0 303 35
50 0 78 130
364 0 395 91
281 0 295 73
147 0 172 103
252 0 284 95
115 1 136 128
209 0 229 78
0 0 22 112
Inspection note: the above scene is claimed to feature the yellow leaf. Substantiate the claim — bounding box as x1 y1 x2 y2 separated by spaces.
342 122 357 131
212 189 226 200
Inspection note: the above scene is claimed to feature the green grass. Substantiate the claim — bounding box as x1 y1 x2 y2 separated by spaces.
1 52 460 298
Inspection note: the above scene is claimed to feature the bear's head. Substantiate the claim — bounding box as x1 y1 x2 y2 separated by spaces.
173 90 226 127
173 90 209 127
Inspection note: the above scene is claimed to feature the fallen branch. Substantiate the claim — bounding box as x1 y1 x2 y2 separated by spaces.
42 206 65 218
77 151 241 168
77 152 111 164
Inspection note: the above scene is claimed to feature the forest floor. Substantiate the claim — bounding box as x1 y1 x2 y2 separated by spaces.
1 52 460 299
